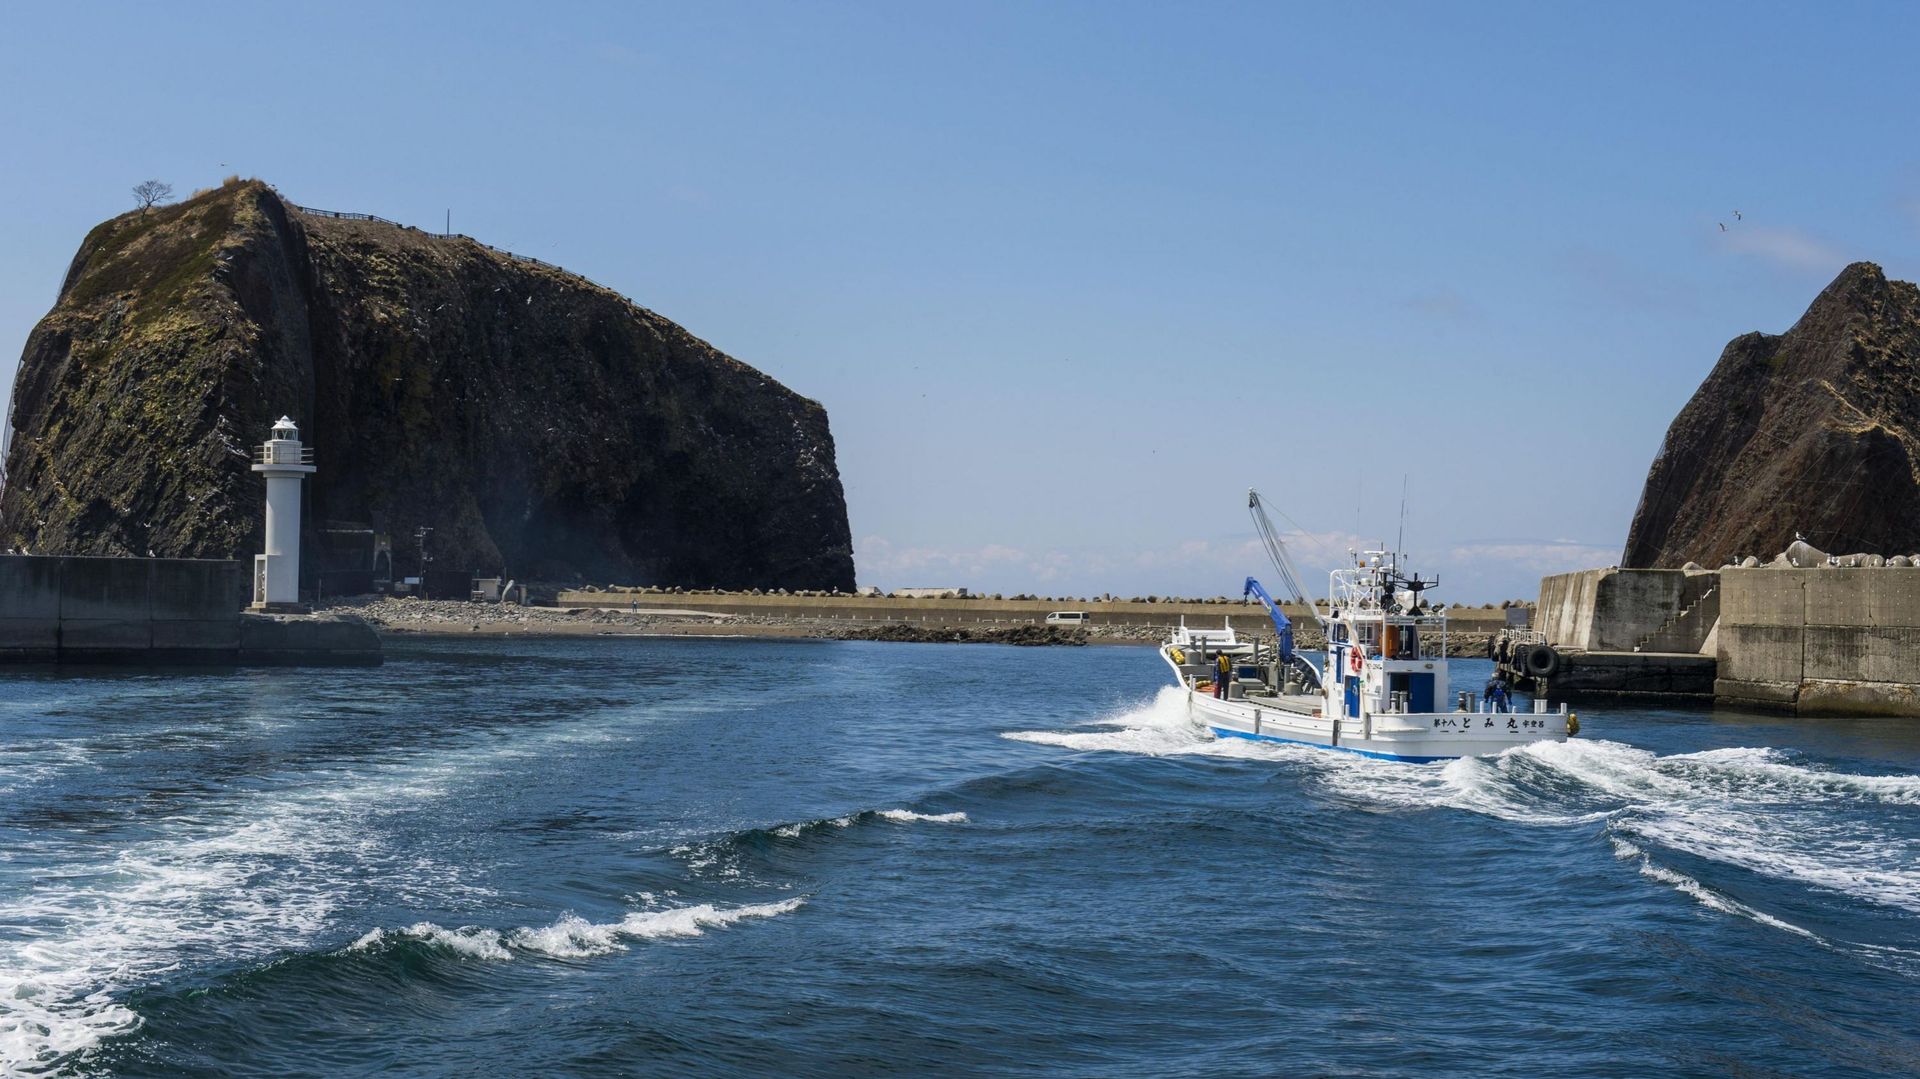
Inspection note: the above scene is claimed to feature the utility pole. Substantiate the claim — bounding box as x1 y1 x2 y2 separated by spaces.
415 526 434 599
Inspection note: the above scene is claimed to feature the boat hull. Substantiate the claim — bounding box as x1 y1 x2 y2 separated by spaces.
1185 684 1566 763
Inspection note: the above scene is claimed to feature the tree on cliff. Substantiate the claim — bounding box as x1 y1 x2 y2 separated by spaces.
131 180 173 211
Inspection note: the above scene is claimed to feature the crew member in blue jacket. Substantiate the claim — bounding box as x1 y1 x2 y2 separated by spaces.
1484 675 1511 713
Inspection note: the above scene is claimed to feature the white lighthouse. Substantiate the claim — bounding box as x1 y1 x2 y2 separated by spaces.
250 416 316 610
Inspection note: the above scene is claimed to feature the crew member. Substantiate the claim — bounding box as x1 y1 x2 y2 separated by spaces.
1216 653 1231 698
1484 675 1511 713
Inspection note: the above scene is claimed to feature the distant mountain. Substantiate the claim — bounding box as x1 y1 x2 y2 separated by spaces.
1624 262 1920 567
0 179 855 589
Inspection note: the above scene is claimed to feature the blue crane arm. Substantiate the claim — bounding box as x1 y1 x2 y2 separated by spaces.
1243 576 1294 659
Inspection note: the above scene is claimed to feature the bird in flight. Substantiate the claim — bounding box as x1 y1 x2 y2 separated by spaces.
1733 209 1743 220
1718 222 1728 232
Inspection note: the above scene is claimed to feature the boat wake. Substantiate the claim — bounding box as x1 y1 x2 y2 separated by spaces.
673 806 971 885
1003 687 1212 756
766 808 970 837
1005 688 1920 959
0 788 925 1074
0 709 823 1077
0 779 464 1078
347 897 807 961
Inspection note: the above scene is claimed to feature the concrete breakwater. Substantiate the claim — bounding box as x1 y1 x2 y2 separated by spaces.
1505 565 1920 717
1716 567 1920 715
552 590 1507 653
0 555 380 665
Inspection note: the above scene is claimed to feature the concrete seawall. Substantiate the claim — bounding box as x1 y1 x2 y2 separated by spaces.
1526 564 1920 717
1718 568 1920 716
1537 568 1714 653
0 555 380 666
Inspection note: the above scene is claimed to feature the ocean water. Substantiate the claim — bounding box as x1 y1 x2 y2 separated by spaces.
2 638 1917 1078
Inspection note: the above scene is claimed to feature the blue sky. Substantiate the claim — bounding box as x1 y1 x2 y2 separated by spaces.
2 2 1916 600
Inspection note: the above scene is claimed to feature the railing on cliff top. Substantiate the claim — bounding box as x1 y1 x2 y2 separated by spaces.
283 201 616 294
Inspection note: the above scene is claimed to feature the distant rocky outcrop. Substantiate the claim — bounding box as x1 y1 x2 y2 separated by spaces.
1623 262 1920 568
0 179 855 590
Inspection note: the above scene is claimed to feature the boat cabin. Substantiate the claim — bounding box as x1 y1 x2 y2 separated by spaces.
1322 551 1449 718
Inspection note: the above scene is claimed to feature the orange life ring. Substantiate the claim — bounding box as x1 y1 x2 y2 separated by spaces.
1347 646 1364 676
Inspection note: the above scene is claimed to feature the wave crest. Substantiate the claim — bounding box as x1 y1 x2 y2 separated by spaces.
349 897 806 962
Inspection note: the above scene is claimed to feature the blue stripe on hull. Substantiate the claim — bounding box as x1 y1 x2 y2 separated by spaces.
1207 725 1451 764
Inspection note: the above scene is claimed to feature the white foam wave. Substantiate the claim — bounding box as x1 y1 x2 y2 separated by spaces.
0 742 97 800
0 801 387 1076
1611 837 1823 941
769 815 858 838
0 705 653 1075
877 810 968 824
1003 686 1213 756
351 898 805 961
765 808 966 838
1006 689 1920 919
1618 802 1920 912
350 922 512 961
0 990 140 1079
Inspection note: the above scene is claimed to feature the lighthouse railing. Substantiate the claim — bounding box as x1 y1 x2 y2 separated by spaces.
251 445 315 466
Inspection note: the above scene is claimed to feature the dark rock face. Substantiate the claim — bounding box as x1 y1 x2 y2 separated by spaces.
1623 262 1920 568
0 181 856 590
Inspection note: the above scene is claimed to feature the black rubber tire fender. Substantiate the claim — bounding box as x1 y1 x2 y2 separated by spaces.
1525 643 1561 679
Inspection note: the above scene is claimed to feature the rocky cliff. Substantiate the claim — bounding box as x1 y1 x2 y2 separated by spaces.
1623 262 1920 568
0 180 856 590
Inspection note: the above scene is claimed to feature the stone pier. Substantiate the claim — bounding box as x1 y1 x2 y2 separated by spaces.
0 555 380 666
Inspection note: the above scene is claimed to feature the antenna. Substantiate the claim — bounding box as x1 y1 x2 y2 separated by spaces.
1355 475 1363 546
1396 473 1408 569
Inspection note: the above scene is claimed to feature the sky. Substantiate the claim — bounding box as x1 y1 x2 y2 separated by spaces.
2 1 1917 601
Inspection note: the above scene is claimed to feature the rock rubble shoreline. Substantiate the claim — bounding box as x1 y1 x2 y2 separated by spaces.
321 596 1494 654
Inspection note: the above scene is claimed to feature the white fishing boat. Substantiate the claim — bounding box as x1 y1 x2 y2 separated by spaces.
1160 493 1576 763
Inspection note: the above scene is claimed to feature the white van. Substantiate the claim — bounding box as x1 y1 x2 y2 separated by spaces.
1045 611 1089 626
